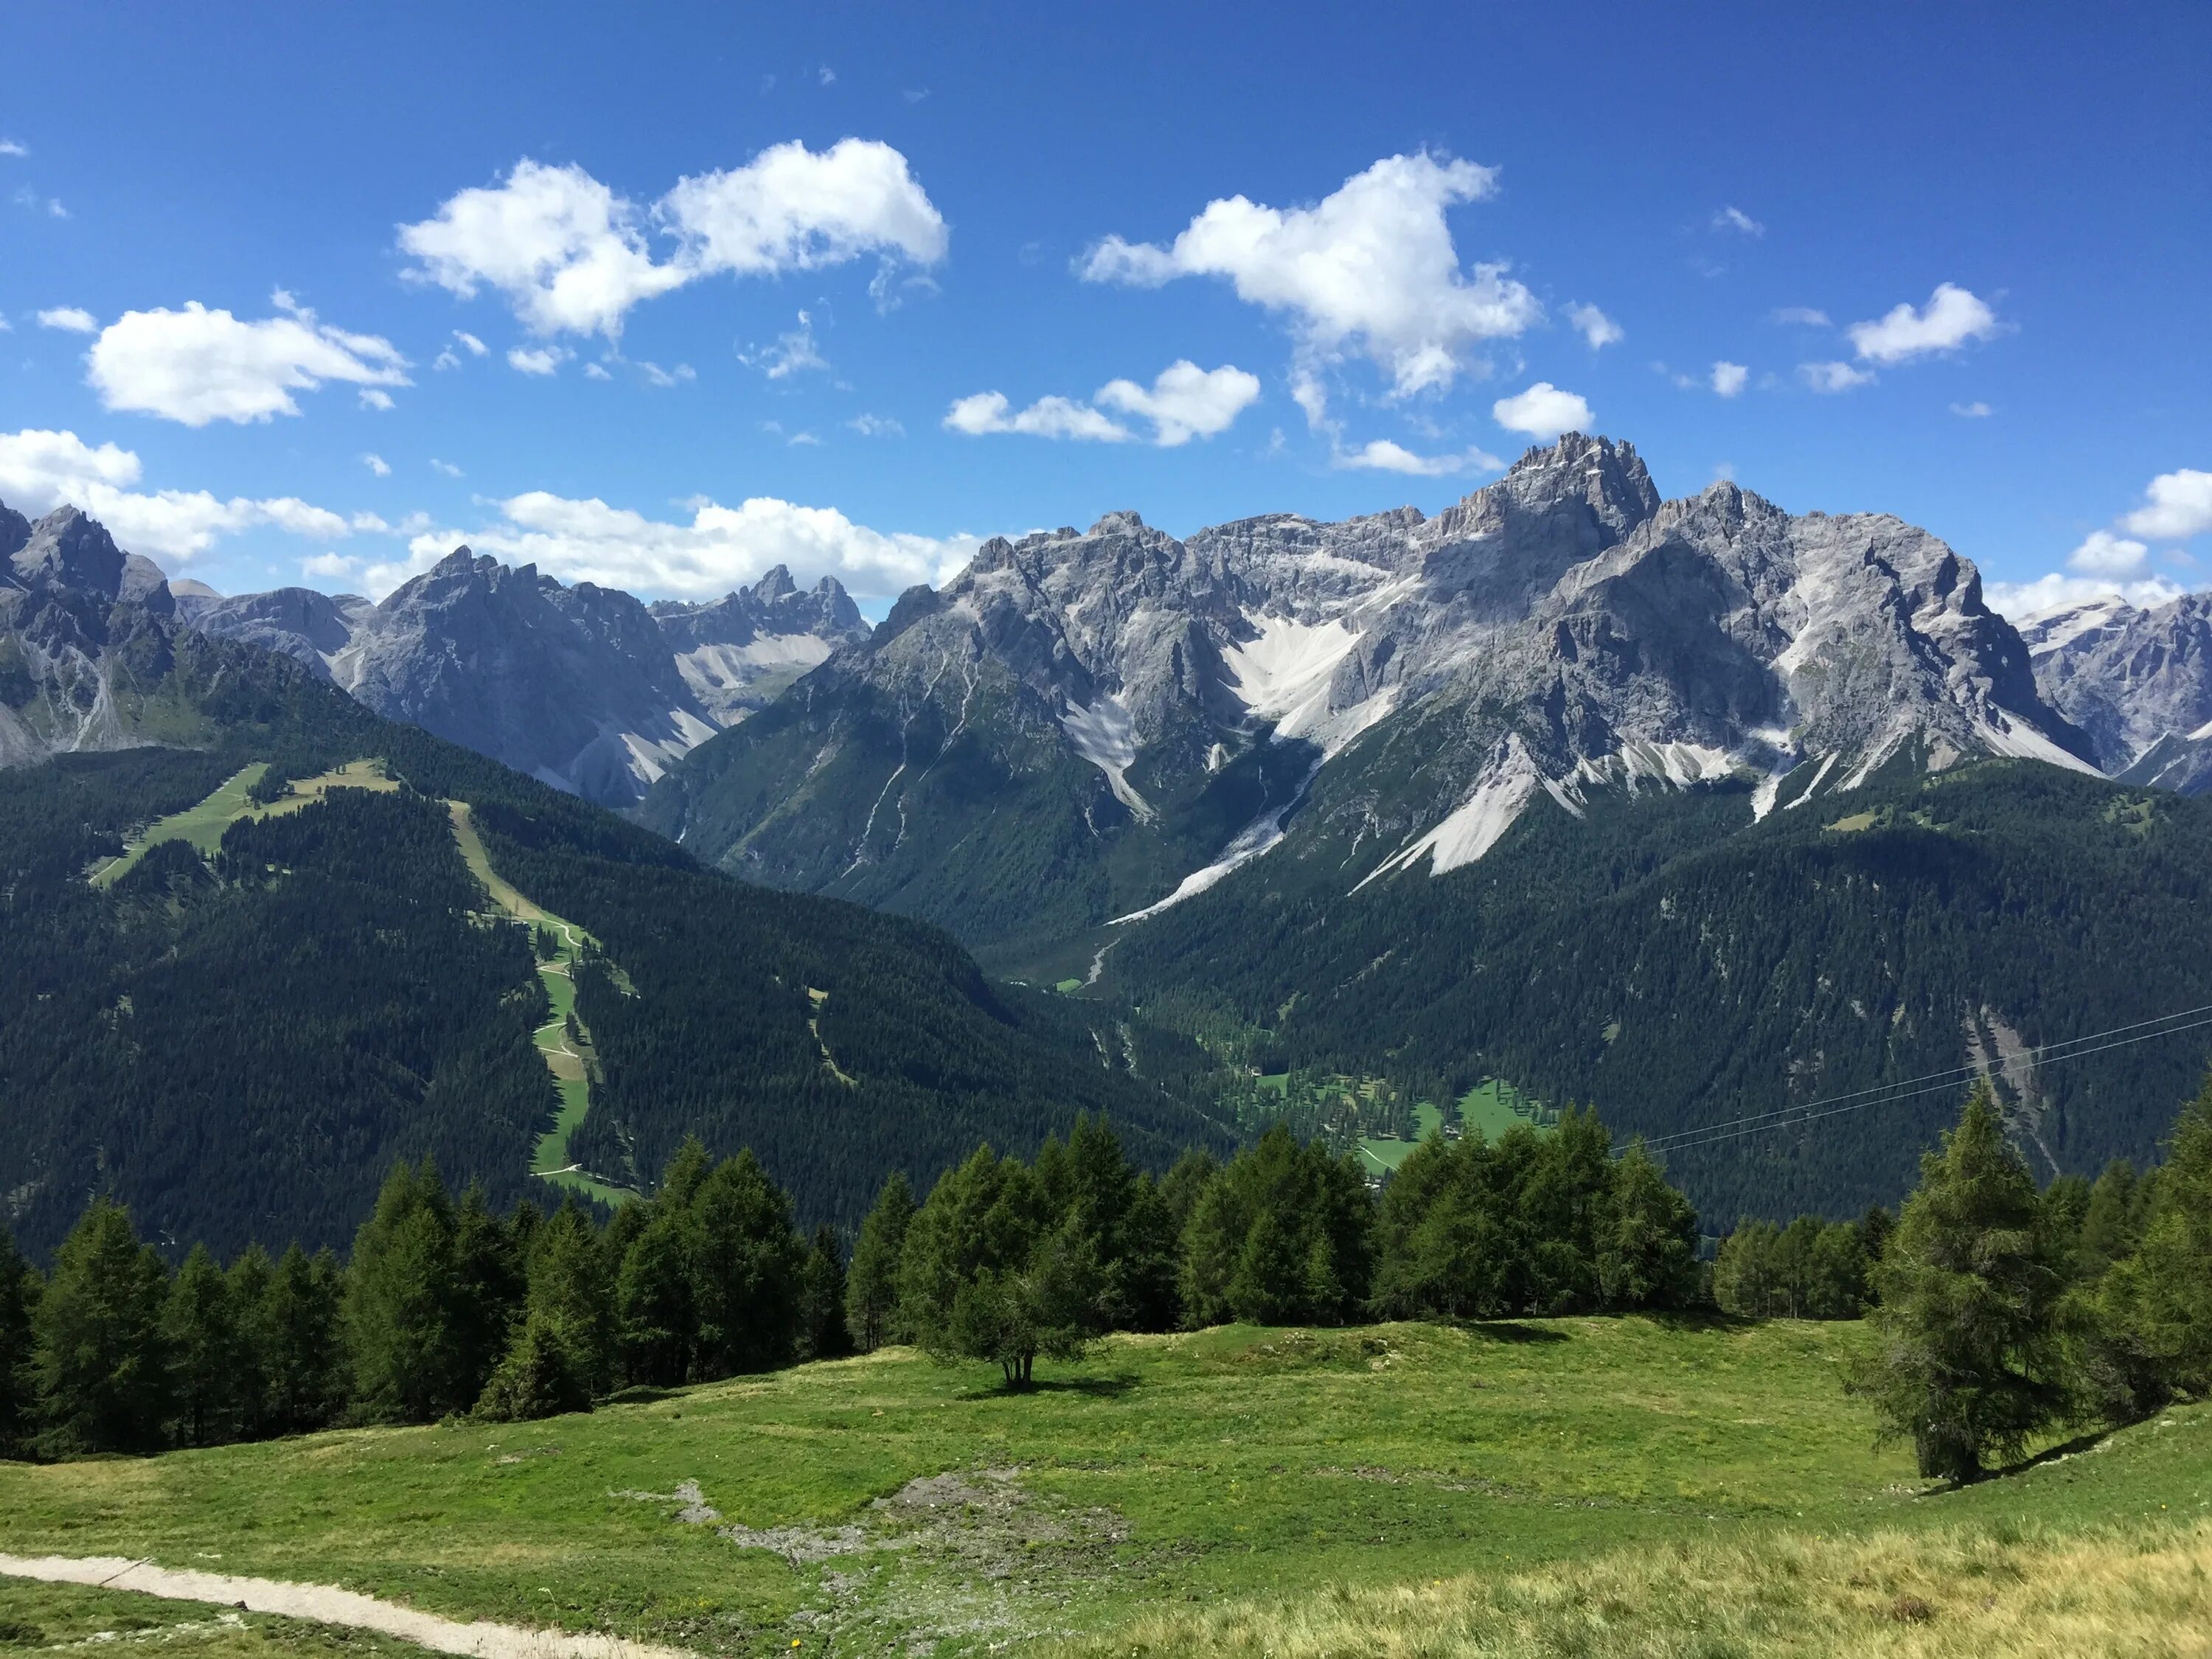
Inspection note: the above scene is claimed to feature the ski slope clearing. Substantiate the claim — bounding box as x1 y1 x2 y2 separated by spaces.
89 759 398 888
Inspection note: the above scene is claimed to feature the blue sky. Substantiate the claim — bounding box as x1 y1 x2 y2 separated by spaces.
2 1 2207 618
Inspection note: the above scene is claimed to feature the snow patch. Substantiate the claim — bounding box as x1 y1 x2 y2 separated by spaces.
1061 694 1155 821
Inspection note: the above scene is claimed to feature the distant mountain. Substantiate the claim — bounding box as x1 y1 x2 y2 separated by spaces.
183 552 868 806
2020 591 2212 794
0 502 1219 1259
644 434 2098 961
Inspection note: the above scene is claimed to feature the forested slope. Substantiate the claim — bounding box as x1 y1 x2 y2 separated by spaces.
1 619 1221 1261
1106 754 2212 1222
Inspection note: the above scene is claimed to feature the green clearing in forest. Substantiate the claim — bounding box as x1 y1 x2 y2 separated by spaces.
1455 1077 1557 1139
88 759 398 888
1356 1100 1443 1174
0 1320 2201 1658
446 800 636 1208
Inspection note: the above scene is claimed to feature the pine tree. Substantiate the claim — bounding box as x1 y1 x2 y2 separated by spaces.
0 1228 38 1458
1848 1084 2073 1483
225 1245 276 1441
799 1227 852 1361
616 1210 698 1386
2097 1074 2212 1407
691 1150 805 1377
344 1160 465 1423
473 1315 591 1422
265 1245 346 1433
1598 1141 1700 1310
527 1201 614 1396
845 1172 916 1353
32 1199 173 1456
165 1244 238 1447
451 1183 525 1408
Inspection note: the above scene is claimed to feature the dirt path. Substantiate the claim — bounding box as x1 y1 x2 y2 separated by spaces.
0 1554 695 1658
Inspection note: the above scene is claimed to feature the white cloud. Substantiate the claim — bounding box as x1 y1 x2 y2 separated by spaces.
1080 152 1538 397
2118 469 2212 540
2067 529 2150 577
787 431 821 447
848 413 904 437
1772 307 1831 327
0 139 26 158
638 360 695 388
453 330 488 357
400 143 946 340
582 362 612 380
84 296 410 426
430 459 464 478
507 344 570 375
945 391 1130 443
1798 359 1876 393
46 198 66 219
1985 572 2188 618
362 453 391 476
372 491 977 602
36 306 97 333
1492 381 1592 438
818 65 836 86
1950 400 1993 418
1712 206 1764 237
358 388 395 411
301 552 361 581
1565 302 1622 349
1847 282 2003 365
1711 361 1748 397
740 310 829 379
1335 439 1500 477
0 426 373 562
1093 360 1262 445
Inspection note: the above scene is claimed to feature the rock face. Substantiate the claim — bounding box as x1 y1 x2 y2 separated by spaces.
2021 592 2212 793
1 503 186 766
184 554 869 806
644 434 2099 955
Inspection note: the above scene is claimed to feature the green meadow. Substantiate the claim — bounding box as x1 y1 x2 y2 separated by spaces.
11 1315 2198 1657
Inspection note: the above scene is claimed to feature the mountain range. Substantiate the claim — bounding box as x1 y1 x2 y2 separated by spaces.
2017 591 2212 796
174 551 867 805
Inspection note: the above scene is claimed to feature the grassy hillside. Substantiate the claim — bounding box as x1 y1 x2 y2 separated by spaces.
4 1315 2201 1656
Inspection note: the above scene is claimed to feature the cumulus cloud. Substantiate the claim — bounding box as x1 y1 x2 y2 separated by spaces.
638 361 695 388
1772 307 1832 327
0 139 26 158
1080 152 1538 397
945 392 1130 443
2119 469 2212 540
740 310 829 379
430 459 464 478
398 141 946 340
582 362 612 380
1798 359 1876 393
1711 361 1748 397
369 491 977 602
36 306 97 333
1847 282 2003 365
301 552 361 580
1712 206 1764 237
1951 400 1993 418
947 360 1260 448
83 295 410 425
1492 381 1591 438
1565 302 1622 349
507 344 569 375
1093 361 1262 445
848 413 903 437
362 453 392 476
2068 530 2151 577
0 426 373 561
433 328 490 371
1335 439 1500 477
1985 572 2188 618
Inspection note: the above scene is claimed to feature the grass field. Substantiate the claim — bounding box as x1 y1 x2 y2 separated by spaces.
448 801 635 1208
9 1315 2195 1657
1455 1078 1555 1138
1357 1102 1444 1173
88 759 401 888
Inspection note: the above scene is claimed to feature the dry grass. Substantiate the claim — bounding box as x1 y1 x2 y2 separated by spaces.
1057 1518 2212 1658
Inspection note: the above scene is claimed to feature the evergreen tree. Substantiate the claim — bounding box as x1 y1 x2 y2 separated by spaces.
1179 1124 1373 1329
32 1199 172 1456
473 1315 591 1422
344 1160 465 1422
1848 1084 2073 1482
691 1150 806 1377
265 1245 346 1433
2096 1075 2212 1407
225 1245 276 1441
165 1244 238 1447
2076 1161 2148 1281
527 1201 614 1395
799 1227 852 1362
1598 1142 1700 1310
1713 1220 1786 1317
616 1210 698 1386
451 1183 525 1408
1860 1204 1894 1264
1158 1150 1219 1241
845 1172 916 1353
0 1228 39 1458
